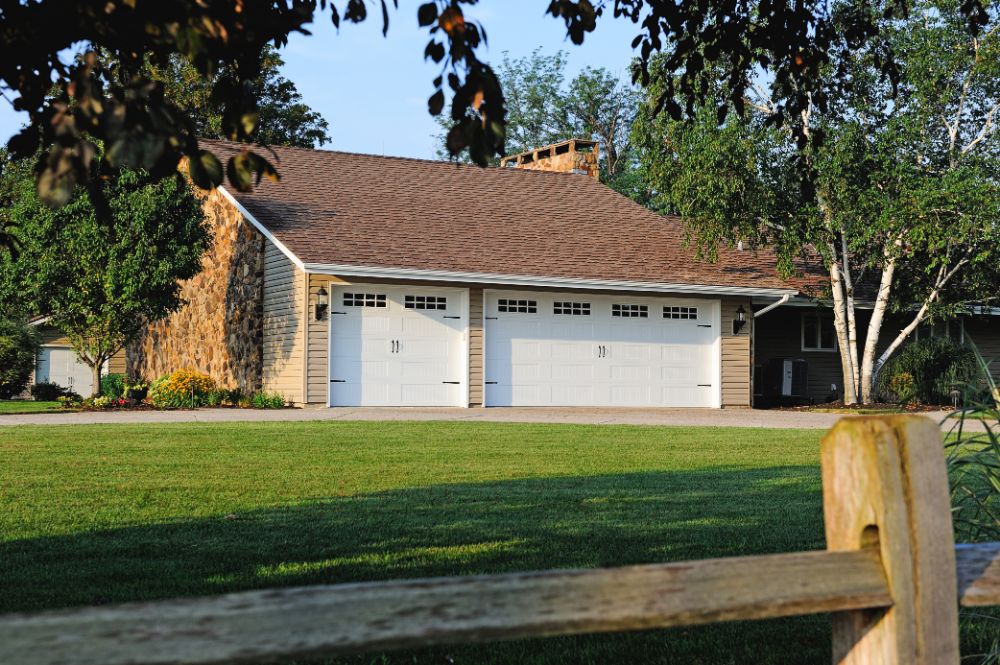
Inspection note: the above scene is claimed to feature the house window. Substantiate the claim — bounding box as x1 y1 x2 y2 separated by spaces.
802 312 836 351
663 306 698 320
404 295 447 310
612 303 649 318
554 301 591 315
343 293 387 308
916 319 964 344
498 299 537 314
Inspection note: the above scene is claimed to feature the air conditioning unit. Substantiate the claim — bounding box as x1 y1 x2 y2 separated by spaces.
763 358 808 400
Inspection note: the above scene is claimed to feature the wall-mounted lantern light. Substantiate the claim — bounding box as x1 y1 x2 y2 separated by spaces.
315 286 329 321
733 305 747 335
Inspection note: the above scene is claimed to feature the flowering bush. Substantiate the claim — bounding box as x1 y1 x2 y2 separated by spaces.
148 369 216 408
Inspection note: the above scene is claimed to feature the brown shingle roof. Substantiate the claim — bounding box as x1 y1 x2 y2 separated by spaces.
203 140 818 294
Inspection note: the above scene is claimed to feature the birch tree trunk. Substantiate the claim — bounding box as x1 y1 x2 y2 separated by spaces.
840 232 861 401
859 257 896 403
826 244 858 405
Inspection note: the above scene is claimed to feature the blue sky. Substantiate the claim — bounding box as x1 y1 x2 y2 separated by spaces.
0 3 640 160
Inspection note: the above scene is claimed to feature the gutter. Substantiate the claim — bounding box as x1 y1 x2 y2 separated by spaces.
753 294 791 318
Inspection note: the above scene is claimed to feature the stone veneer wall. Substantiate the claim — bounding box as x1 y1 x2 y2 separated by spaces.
128 188 265 390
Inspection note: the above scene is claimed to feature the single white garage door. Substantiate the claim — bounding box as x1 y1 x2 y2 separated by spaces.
484 291 720 407
328 284 468 406
36 346 93 395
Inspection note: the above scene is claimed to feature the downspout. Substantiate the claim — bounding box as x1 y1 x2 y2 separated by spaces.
750 294 793 407
753 293 792 319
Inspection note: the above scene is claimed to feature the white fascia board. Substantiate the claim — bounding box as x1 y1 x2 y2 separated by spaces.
217 186 305 270
302 262 799 298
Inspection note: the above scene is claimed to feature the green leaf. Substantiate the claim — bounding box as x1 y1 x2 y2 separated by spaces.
417 3 438 27
188 151 223 190
428 90 445 116
226 154 253 192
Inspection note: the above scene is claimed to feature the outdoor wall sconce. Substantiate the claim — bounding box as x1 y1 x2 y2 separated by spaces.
315 286 329 321
733 305 747 335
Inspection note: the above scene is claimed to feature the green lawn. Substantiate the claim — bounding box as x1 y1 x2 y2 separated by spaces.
0 421 991 664
0 400 61 414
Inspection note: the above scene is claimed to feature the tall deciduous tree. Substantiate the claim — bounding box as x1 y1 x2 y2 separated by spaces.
437 48 644 196
634 0 1000 405
0 159 210 396
140 46 330 149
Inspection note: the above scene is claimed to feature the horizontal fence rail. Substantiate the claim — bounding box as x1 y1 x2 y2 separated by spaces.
0 416 997 665
0 544 996 665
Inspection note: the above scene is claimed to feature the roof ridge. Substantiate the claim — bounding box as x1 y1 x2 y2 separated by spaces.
197 137 609 179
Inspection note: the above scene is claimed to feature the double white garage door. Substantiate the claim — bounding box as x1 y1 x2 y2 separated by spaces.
328 286 720 408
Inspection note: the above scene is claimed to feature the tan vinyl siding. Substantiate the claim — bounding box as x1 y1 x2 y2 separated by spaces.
964 316 1000 383
37 325 70 347
306 275 331 404
469 287 484 407
107 349 127 375
262 242 305 404
720 297 752 408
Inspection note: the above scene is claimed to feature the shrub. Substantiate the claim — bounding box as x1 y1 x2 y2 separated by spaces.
876 336 981 405
251 392 286 409
0 319 40 399
148 369 216 408
100 373 128 399
30 381 79 402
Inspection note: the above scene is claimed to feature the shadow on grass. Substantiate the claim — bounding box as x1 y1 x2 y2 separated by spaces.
3 466 829 664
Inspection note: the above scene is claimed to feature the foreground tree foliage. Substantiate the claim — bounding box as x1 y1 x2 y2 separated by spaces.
0 159 210 397
0 0 989 212
0 318 40 399
634 0 1000 405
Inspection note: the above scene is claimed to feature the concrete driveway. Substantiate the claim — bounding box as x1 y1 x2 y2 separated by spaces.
0 406 963 429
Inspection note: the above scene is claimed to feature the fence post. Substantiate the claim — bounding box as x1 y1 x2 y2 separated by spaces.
822 416 959 665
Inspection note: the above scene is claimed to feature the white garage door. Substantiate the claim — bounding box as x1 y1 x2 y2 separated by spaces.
484 291 720 407
328 285 468 406
36 346 93 395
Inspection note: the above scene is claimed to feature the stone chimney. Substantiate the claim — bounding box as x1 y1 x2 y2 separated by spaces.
499 138 600 180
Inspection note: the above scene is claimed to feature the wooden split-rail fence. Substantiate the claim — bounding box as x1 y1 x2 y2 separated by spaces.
1 416 998 665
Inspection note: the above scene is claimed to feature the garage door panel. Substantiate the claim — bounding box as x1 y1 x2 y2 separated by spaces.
329 285 467 407
485 291 719 407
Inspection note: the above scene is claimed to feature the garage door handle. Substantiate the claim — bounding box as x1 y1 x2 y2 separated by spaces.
330 379 346 383
443 315 461 319
442 381 461 384
697 324 711 328
698 384 712 387
485 316 498 320
485 381 498 385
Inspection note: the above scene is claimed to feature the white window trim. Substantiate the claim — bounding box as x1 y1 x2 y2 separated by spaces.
914 318 964 344
801 311 838 352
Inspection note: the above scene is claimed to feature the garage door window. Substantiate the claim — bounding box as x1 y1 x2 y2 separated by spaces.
343 293 387 307
663 306 698 320
404 295 447 310
554 301 591 315
498 299 537 313
612 303 648 318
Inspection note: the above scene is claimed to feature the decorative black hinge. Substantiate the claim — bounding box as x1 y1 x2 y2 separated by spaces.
697 384 712 387
485 316 498 320
330 379 346 383
443 315 461 319
331 311 347 315
485 381 498 385
442 381 461 384
697 324 712 328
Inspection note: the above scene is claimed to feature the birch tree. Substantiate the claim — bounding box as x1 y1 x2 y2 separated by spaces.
634 0 1000 405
